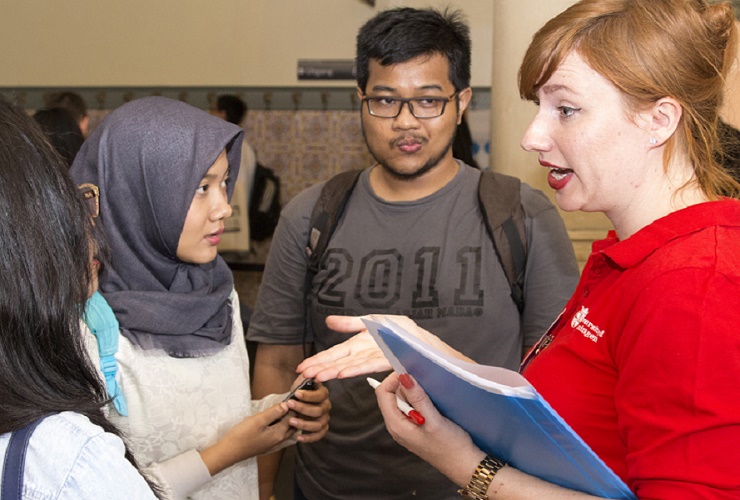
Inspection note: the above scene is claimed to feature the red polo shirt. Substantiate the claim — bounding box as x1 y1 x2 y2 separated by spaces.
524 200 740 499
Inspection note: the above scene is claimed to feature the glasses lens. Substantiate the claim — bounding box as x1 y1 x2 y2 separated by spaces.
367 98 401 118
366 97 448 118
79 183 99 219
410 98 445 118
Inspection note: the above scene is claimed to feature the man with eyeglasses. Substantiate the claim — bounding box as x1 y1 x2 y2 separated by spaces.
248 7 580 500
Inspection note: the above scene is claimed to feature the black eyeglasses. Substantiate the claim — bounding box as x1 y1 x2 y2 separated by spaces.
78 183 99 219
362 92 459 119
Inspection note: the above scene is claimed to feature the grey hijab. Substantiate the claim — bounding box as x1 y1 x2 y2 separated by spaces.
70 96 243 357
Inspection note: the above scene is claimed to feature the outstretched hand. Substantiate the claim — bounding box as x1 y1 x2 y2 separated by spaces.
296 315 392 382
297 314 472 383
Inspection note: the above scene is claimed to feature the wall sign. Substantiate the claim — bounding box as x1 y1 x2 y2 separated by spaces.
297 60 356 80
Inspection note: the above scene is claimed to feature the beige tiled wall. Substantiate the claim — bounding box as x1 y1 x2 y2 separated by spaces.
245 110 373 204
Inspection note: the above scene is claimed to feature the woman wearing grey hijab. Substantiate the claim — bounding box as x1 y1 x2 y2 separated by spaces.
70 96 330 500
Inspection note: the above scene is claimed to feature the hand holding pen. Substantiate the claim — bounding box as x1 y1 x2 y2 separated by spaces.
370 373 495 493
367 376 425 425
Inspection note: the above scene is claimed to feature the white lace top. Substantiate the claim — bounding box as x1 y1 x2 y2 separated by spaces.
83 291 280 500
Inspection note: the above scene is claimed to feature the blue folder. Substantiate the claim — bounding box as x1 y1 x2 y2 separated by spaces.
364 318 636 500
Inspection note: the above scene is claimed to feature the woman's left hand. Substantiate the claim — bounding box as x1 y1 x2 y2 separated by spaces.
375 373 485 484
297 314 472 383
296 315 392 382
284 379 331 443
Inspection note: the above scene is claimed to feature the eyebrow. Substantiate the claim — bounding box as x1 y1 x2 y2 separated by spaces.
369 84 445 94
539 83 580 96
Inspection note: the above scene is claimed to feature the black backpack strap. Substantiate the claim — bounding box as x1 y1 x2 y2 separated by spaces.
2 417 47 500
306 169 365 273
478 170 528 312
302 169 365 356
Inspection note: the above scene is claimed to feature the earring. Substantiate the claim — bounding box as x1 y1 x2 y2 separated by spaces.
649 137 658 145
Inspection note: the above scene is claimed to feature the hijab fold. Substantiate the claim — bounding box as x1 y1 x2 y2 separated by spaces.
71 96 243 357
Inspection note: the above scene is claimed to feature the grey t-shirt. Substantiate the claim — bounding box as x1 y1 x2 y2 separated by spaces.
248 164 579 499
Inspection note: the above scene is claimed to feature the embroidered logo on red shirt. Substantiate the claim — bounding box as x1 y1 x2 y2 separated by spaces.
571 306 606 343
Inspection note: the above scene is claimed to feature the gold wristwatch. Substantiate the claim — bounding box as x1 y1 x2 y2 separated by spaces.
458 455 506 499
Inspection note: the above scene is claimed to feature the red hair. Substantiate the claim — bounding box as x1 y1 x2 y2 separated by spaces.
519 0 740 198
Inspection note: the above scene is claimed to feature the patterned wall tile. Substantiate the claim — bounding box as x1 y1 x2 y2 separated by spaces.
245 110 372 204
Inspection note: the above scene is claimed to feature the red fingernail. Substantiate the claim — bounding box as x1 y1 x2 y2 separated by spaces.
399 373 414 389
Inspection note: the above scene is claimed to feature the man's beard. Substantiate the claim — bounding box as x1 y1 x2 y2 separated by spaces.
363 127 457 181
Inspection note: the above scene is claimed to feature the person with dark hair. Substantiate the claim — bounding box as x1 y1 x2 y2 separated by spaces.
33 107 85 168
44 90 90 136
70 96 330 500
211 94 257 252
300 0 740 498
0 96 156 498
354 8 472 97
248 7 579 500
214 94 247 125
